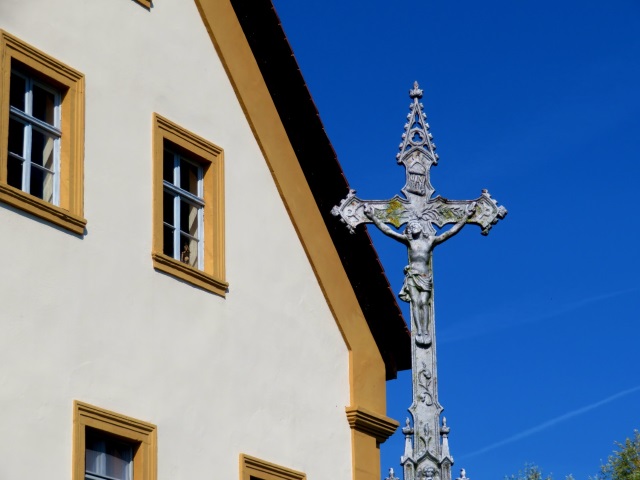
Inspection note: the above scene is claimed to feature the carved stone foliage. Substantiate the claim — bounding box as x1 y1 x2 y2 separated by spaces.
418 362 434 406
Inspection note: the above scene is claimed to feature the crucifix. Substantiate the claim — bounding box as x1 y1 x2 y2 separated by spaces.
332 82 507 480
332 81 506 348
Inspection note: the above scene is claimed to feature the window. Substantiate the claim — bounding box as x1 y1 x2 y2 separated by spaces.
0 30 86 234
152 114 227 296
240 454 306 480
8 70 61 204
85 428 133 480
73 401 157 480
162 146 205 270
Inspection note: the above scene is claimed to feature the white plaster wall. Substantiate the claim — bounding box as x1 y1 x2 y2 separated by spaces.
0 1 352 480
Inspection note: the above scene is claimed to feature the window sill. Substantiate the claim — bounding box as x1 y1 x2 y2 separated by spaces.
151 252 228 297
0 183 86 235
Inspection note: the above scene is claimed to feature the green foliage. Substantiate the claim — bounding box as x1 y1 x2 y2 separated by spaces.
504 463 577 480
598 430 640 480
505 464 553 480
504 431 640 480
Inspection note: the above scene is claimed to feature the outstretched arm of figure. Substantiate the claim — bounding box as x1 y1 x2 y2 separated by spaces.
363 206 408 244
433 203 476 246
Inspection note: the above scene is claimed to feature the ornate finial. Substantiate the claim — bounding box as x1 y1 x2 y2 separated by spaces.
386 468 400 480
440 417 450 436
410 81 423 99
403 417 414 435
396 81 439 201
456 469 469 480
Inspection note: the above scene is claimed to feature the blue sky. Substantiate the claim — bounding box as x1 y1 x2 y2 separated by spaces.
270 0 640 478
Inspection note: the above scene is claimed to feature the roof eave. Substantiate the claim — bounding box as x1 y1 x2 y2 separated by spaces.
229 0 411 378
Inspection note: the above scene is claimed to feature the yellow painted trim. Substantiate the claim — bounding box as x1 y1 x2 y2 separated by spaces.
346 406 399 444
0 30 86 234
152 113 227 296
151 252 228 294
72 401 157 480
240 454 306 480
193 2 394 480
134 0 152 9
345 406 399 480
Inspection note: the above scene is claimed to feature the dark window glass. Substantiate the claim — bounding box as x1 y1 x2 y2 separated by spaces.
30 167 44 199
31 129 55 170
9 73 25 111
163 190 174 225
163 225 175 257
163 149 174 182
8 118 25 156
180 199 198 236
85 428 132 480
32 83 56 125
179 158 199 195
7 156 23 189
30 165 54 203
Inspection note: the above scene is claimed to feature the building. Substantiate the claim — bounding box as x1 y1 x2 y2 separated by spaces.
0 1 410 480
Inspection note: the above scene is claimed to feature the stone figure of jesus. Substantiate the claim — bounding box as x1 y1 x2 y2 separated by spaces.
364 204 476 347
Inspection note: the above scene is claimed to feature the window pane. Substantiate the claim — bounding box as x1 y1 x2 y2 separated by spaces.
180 199 199 238
179 158 200 196
30 165 54 203
7 156 23 190
9 72 26 111
31 129 56 170
180 234 198 268
85 429 132 480
85 445 104 475
163 149 175 183
163 190 175 225
104 442 132 480
8 118 25 156
32 83 56 125
163 224 175 257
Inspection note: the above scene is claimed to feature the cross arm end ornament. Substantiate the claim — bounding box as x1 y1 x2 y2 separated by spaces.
429 189 507 236
331 189 412 233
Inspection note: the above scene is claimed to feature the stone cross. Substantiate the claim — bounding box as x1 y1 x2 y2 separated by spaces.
332 81 506 347
332 82 507 480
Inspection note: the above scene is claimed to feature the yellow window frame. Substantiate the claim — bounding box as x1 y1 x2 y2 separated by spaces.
73 401 157 480
240 454 306 480
0 30 86 234
152 113 227 296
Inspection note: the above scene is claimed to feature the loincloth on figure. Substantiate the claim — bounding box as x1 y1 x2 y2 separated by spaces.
398 266 433 302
